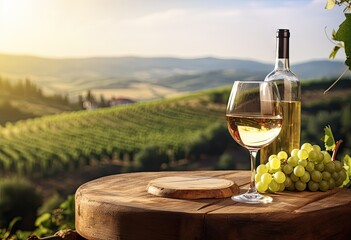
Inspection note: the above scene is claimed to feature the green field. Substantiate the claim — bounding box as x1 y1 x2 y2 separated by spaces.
0 88 228 177
1 78 351 178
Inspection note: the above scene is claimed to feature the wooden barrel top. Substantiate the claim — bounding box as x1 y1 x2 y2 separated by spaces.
75 171 351 240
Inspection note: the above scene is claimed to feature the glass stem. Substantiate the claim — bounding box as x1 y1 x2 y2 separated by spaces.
247 150 258 194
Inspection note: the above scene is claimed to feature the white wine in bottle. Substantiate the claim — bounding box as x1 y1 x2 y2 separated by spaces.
260 29 301 163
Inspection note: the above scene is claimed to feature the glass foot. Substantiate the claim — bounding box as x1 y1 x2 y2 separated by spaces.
231 193 273 204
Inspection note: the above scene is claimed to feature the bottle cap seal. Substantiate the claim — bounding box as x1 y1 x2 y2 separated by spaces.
276 29 290 38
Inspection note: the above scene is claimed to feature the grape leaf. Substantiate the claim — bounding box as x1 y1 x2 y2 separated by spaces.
323 125 335 151
325 0 335 9
342 154 351 187
334 14 351 70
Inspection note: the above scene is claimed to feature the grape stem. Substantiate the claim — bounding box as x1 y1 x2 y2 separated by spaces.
332 139 343 161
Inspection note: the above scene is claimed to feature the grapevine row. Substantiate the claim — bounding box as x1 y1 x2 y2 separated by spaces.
0 91 226 177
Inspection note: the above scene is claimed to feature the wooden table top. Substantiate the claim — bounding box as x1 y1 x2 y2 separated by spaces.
75 171 351 240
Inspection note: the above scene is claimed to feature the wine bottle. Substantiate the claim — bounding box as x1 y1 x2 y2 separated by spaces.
260 29 301 163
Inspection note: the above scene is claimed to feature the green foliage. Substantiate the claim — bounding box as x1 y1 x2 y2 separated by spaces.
0 177 42 230
0 217 32 240
333 13 351 70
208 87 231 104
185 123 231 160
134 146 170 171
133 123 232 171
217 152 235 170
37 192 64 216
343 154 351 186
325 1 351 91
203 123 232 155
0 101 37 124
301 93 351 158
0 195 75 239
0 90 225 177
302 77 351 91
33 195 75 238
0 77 75 125
319 124 351 187
323 125 336 151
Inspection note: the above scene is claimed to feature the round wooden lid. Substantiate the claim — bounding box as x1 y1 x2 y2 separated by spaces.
147 176 239 199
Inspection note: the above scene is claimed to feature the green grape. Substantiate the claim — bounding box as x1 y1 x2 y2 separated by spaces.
257 164 268 174
269 168 280 173
305 161 315 173
317 152 324 163
334 161 343 172
283 164 293 175
339 169 347 181
284 176 293 187
277 151 288 160
300 171 311 183
295 180 307 191
268 179 280 193
279 183 285 192
268 154 278 162
265 162 271 171
308 181 319 192
298 159 307 167
256 181 268 193
269 157 281 170
261 173 273 185
287 156 298 167
315 163 324 172
319 180 329 192
311 170 322 182
322 171 331 181
335 177 344 187
325 162 336 173
301 143 313 152
291 148 299 157
328 178 336 189
294 165 305 177
273 171 286 184
290 173 299 182
312 145 321 152
255 173 262 182
298 149 309 160
286 182 295 191
308 150 318 162
322 151 332 163
332 171 340 181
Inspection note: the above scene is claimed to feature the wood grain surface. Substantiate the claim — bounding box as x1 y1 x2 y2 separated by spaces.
75 171 351 240
147 176 239 199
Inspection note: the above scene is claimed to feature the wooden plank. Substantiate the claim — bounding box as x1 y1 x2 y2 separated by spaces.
75 171 351 240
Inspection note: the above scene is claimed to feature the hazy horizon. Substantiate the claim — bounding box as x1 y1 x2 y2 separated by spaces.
0 52 345 66
0 0 347 64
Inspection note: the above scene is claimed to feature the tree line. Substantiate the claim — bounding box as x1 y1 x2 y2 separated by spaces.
0 77 70 106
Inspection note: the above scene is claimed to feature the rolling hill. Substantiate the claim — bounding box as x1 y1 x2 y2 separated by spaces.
0 78 350 178
0 54 346 101
0 88 228 178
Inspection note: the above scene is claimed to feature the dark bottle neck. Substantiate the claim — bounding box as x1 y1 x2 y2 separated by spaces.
274 33 290 71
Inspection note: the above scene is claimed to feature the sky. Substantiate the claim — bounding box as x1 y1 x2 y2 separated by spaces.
0 0 347 64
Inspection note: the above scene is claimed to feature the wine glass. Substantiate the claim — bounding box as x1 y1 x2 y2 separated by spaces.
226 81 282 204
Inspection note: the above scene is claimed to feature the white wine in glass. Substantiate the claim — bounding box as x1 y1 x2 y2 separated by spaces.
226 81 282 204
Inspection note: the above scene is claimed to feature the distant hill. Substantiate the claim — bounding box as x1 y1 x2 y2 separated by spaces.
0 54 346 101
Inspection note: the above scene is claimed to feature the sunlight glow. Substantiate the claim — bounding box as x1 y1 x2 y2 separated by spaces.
0 0 346 62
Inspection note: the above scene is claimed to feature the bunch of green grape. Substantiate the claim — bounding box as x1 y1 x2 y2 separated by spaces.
255 143 347 193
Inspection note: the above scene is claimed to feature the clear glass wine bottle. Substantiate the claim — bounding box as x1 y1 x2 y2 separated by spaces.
260 29 301 163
